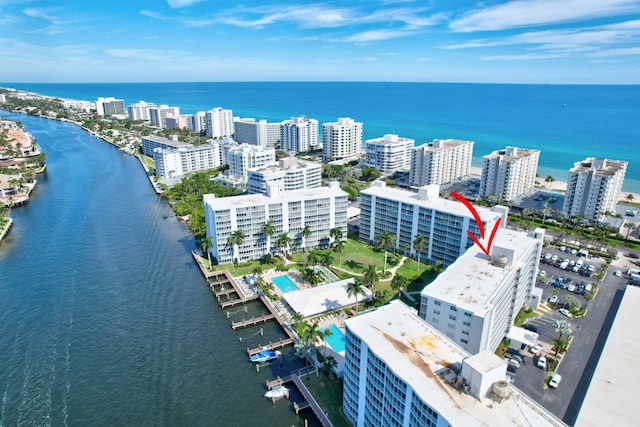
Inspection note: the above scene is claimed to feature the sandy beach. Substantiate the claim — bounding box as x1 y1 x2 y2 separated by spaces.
469 166 640 203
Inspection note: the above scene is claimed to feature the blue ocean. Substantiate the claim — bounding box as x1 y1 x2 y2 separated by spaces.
4 82 640 192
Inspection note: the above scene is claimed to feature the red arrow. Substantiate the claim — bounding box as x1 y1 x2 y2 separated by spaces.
451 191 502 256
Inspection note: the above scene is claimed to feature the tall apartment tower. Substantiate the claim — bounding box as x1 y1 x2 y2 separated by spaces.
127 100 157 121
205 107 234 139
148 105 180 129
233 118 280 147
562 157 627 222
281 116 319 153
227 144 276 179
95 97 125 117
322 117 363 161
188 112 207 133
410 139 474 186
364 134 414 174
479 146 540 201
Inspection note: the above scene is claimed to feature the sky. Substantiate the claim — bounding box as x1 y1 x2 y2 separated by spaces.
1 0 639 84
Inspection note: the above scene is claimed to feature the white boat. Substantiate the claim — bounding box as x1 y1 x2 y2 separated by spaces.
249 348 281 363
264 385 289 400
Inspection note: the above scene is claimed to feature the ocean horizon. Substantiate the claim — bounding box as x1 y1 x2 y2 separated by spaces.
3 81 639 192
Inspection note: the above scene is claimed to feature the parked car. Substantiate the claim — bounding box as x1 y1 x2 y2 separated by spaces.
551 255 558 263
614 270 622 277
549 374 562 388
537 356 547 370
558 308 572 318
539 270 546 278
560 246 566 252
522 323 539 333
571 249 578 255
529 344 543 355
548 295 559 304
508 358 521 369
567 284 576 293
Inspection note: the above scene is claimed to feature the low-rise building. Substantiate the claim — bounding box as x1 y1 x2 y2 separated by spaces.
141 135 191 157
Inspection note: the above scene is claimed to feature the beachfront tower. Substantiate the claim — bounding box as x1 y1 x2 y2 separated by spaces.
234 118 281 147
322 118 363 161
562 157 627 222
281 116 319 153
364 134 414 175
205 107 234 139
479 146 540 202
410 139 474 186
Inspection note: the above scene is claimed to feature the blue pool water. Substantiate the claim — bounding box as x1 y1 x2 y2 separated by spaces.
323 324 346 353
272 275 299 293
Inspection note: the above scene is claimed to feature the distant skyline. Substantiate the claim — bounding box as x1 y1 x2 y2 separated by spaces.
1 0 639 84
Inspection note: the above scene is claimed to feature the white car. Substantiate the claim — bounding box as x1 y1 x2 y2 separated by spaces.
548 295 559 304
507 358 521 369
529 344 543 355
558 308 572 318
539 270 546 277
614 270 622 277
549 374 562 388
537 356 547 370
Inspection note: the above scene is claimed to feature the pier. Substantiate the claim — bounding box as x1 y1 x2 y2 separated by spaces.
231 313 276 330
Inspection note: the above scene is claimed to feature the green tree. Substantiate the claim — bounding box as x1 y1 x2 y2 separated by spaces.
564 295 581 311
413 234 426 272
301 224 312 250
319 250 334 267
391 274 408 297
306 250 320 267
346 279 367 313
363 264 379 294
552 320 572 362
545 175 555 183
200 236 214 269
334 239 346 269
626 193 634 202
329 227 343 246
623 222 636 241
276 232 292 257
226 229 246 266
377 230 397 274
261 220 276 254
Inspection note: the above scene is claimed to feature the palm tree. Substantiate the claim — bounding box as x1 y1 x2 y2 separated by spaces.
276 232 292 257
413 235 426 272
301 224 312 250
329 227 343 246
391 274 408 298
302 267 321 286
346 279 366 313
319 250 334 268
226 229 246 266
626 193 635 202
377 230 397 274
623 222 636 241
545 175 555 183
552 320 572 362
200 236 214 269
306 250 320 267
291 312 304 330
261 220 276 254
363 264 379 296
334 239 346 269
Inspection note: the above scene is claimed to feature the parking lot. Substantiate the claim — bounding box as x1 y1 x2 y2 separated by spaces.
505 245 633 423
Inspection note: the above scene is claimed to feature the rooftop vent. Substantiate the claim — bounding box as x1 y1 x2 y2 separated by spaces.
492 380 511 402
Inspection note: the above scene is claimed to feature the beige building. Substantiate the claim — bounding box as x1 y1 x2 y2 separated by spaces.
410 139 474 186
479 146 540 201
322 117 363 161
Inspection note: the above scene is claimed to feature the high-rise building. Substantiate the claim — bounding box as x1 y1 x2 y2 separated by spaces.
359 181 506 266
233 118 280 147
227 144 276 179
141 135 191 157
281 116 319 153
364 134 414 174
188 112 207 134
148 105 180 129
165 115 190 130
204 181 348 263
247 157 322 194
95 97 125 117
562 157 627 222
479 146 540 201
205 107 234 139
153 143 221 179
420 227 544 354
322 117 363 161
343 300 565 427
127 100 157 121
410 139 474 186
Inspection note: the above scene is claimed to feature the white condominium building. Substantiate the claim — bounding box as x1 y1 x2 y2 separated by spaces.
479 146 540 201
148 105 180 129
204 181 348 264
562 157 627 222
233 118 280 147
95 97 125 117
141 135 191 157
127 100 157 121
227 144 276 179
153 143 221 179
281 116 319 153
247 157 322 194
165 115 190 130
410 139 474 186
359 181 505 267
188 112 207 134
343 300 566 427
420 228 544 354
323 117 363 161
205 107 234 139
364 134 414 174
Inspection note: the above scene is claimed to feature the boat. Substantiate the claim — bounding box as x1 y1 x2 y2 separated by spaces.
249 348 281 363
264 385 289 400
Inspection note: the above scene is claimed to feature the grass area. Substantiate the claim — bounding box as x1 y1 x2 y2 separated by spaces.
138 154 155 170
301 373 350 427
514 306 537 327
339 239 387 273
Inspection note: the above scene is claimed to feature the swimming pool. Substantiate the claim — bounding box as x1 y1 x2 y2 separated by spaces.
271 275 299 293
323 323 346 353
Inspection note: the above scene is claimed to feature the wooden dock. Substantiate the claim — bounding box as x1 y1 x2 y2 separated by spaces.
220 294 259 308
231 313 276 330
290 373 333 426
247 337 295 356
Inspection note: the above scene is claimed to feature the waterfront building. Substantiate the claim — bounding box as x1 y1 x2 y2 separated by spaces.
205 107 234 139
153 143 221 179
95 97 125 117
409 139 474 186
148 105 180 129
281 116 319 153
203 181 348 263
247 157 322 194
61 99 94 112
227 144 276 180
359 181 505 266
141 134 191 157
233 118 281 147
127 100 157 121
479 146 540 201
420 228 544 354
343 300 566 427
165 115 190 130
322 117 363 161
188 112 207 134
364 134 414 174
562 157 627 222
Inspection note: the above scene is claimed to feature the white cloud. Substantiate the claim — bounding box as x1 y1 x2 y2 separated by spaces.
450 0 640 32
482 53 564 61
167 0 203 8
588 46 640 57
341 28 418 43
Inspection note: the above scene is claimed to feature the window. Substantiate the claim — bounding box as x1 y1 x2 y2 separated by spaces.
450 305 457 312
463 321 471 327
434 301 441 306
460 338 468 344
433 309 440 315
449 315 456 321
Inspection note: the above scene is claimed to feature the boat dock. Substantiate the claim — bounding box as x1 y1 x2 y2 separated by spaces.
247 337 295 356
231 313 275 330
265 371 332 427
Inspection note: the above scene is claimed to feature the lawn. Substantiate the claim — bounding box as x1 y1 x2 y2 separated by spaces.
300 372 350 427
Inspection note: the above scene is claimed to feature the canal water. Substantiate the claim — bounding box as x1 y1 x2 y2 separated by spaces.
0 112 315 426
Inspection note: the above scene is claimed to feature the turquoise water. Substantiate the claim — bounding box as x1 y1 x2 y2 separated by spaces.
323 324 346 353
4 82 639 192
272 275 299 293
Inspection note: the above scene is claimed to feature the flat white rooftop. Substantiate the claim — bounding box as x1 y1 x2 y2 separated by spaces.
575 285 640 426
346 300 566 426
421 228 538 316
283 278 372 318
